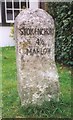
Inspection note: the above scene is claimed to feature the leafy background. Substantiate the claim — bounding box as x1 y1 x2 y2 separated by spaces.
47 2 72 66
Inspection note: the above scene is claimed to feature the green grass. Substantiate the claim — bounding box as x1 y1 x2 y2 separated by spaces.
0 47 2 119
2 47 72 118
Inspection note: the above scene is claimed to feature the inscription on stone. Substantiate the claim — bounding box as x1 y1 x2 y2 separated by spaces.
19 27 53 36
18 38 51 56
15 8 59 106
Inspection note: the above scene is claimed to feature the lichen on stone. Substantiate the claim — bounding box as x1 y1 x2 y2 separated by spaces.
15 8 60 106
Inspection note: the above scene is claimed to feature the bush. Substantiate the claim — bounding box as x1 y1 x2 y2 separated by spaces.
48 2 73 66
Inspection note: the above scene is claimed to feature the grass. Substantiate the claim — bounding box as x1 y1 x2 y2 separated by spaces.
2 46 72 118
0 47 2 119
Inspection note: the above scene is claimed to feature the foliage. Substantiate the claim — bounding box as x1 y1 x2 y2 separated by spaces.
10 25 14 38
2 47 72 118
48 2 73 66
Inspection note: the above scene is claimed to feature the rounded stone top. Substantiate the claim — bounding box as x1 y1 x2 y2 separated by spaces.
15 8 54 29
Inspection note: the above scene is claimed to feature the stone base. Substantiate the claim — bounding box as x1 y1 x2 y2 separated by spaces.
17 62 59 106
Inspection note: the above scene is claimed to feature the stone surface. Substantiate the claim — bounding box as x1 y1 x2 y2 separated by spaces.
14 8 60 106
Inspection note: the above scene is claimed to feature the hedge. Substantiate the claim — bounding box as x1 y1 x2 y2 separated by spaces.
48 2 73 66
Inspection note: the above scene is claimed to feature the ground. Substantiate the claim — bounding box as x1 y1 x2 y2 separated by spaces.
1 47 72 118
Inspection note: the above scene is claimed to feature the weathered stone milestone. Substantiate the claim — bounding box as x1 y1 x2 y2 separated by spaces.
15 8 59 106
